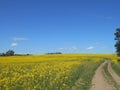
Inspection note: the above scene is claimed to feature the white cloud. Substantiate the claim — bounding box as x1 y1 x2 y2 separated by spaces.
13 37 28 41
11 42 18 47
86 46 95 50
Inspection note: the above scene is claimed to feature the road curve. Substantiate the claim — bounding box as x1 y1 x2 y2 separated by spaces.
90 60 114 90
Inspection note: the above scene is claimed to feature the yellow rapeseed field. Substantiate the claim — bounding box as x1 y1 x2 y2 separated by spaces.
0 54 112 90
110 54 120 77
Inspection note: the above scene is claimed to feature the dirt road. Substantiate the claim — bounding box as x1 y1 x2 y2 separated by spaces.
90 60 120 90
90 60 114 90
72 60 120 90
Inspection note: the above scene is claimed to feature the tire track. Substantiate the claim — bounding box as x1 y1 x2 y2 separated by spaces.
108 61 120 89
90 60 114 90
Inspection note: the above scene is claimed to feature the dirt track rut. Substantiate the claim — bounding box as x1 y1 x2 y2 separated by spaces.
90 60 114 90
108 61 120 89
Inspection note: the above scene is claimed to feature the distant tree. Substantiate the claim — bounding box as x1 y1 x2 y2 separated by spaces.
115 28 120 56
1 53 6 56
55 52 62 54
26 54 30 56
6 50 15 56
46 52 62 55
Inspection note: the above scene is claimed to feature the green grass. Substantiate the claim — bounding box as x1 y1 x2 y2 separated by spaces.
111 61 120 76
72 60 103 90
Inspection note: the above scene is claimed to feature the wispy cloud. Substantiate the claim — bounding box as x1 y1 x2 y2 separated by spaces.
13 37 28 41
11 37 29 47
11 42 18 47
86 46 95 50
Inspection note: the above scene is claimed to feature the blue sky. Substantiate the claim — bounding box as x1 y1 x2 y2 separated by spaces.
0 0 120 54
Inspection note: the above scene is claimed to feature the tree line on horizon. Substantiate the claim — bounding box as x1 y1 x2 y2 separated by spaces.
0 49 62 56
0 50 15 56
0 50 32 56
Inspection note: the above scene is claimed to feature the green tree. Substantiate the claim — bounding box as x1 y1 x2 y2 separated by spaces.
6 50 15 56
115 28 120 56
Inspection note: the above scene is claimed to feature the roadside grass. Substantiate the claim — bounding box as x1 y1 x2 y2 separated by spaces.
111 60 120 76
72 60 103 90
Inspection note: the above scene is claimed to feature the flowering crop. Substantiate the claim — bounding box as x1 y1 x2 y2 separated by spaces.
0 54 105 90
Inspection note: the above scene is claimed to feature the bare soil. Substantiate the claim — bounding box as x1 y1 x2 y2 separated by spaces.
90 61 114 90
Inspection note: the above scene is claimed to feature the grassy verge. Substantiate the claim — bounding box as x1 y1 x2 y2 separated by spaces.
72 60 104 90
111 62 120 76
